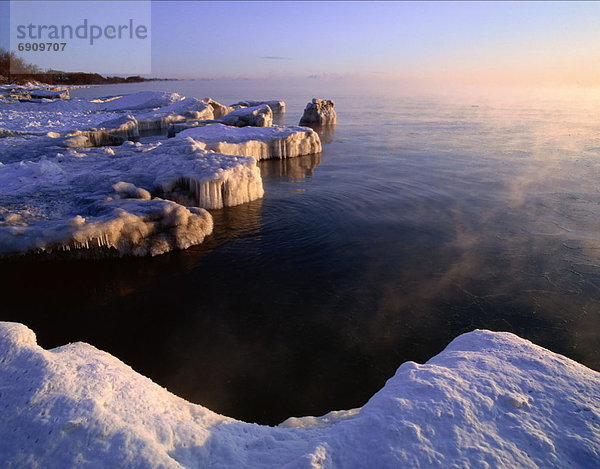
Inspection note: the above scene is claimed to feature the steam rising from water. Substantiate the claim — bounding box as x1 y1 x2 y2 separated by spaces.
3 84 599 424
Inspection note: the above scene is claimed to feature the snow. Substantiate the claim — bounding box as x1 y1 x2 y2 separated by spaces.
135 97 215 130
0 85 70 101
201 98 233 119
0 137 263 257
0 324 597 468
93 91 184 111
176 123 322 160
0 89 300 257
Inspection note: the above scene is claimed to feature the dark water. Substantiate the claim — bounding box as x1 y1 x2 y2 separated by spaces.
1 81 599 425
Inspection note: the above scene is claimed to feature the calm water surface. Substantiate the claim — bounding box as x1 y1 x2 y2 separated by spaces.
1 81 599 424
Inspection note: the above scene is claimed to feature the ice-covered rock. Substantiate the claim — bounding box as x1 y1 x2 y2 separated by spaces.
219 104 273 127
0 137 263 257
0 324 597 468
135 97 215 131
176 123 322 160
0 199 213 257
299 98 337 125
231 100 286 113
64 115 139 147
201 98 233 119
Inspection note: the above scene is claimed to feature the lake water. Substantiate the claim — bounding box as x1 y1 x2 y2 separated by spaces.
2 80 599 425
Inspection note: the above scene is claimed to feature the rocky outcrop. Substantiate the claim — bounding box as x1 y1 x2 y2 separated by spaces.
299 98 336 125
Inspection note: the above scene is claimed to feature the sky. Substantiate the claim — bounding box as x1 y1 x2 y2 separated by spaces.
2 1 600 87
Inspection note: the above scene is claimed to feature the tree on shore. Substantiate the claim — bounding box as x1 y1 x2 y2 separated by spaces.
0 48 147 85
0 48 41 82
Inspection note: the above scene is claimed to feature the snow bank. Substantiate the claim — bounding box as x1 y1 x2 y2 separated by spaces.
219 104 273 127
299 98 337 125
176 123 322 160
0 325 597 468
93 91 183 111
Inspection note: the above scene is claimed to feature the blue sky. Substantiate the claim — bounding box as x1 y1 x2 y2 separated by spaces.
3 1 600 86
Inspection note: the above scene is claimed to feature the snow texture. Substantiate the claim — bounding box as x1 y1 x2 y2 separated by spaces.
299 98 337 125
176 123 322 160
0 324 597 468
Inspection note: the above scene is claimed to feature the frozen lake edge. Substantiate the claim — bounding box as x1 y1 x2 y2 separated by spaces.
0 321 598 468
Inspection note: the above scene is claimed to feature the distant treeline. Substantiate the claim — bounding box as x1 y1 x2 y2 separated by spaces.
0 49 163 85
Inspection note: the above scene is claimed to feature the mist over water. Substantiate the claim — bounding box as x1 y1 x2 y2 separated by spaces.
2 80 599 424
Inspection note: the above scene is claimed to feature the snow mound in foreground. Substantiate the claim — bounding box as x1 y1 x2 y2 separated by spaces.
176 123 322 160
0 324 597 468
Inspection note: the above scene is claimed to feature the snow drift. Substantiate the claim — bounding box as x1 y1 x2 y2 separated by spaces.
176 123 322 160
0 323 597 468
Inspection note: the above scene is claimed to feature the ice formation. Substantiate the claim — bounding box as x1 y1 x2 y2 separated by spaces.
64 115 140 147
0 84 70 101
0 89 306 257
135 97 215 131
0 136 263 257
0 323 597 468
176 123 322 160
0 199 213 257
231 100 286 113
299 98 337 125
201 98 233 119
92 91 184 111
219 104 273 127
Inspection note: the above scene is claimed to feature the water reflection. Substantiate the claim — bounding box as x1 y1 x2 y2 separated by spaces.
272 111 286 127
0 198 264 348
259 152 322 181
305 124 336 144
2 86 599 426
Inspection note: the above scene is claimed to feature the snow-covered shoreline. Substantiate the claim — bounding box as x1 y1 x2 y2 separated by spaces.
0 88 322 258
0 321 597 468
